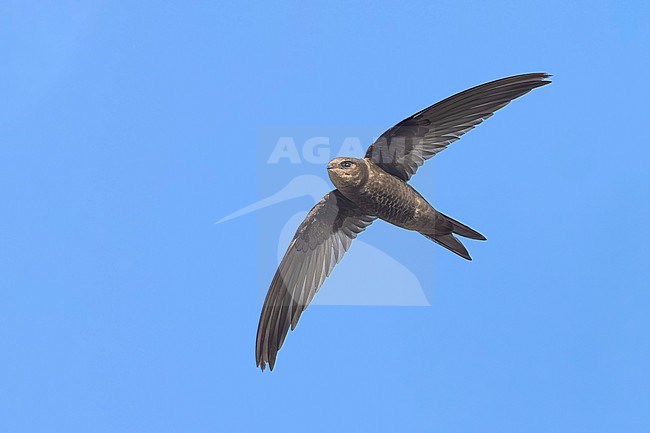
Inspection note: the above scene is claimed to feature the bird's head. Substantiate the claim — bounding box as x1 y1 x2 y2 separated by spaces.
327 157 368 190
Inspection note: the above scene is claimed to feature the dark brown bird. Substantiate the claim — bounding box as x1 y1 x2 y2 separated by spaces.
256 73 551 370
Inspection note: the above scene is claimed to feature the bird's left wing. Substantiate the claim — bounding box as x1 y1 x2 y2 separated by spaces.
256 189 375 371
365 73 551 181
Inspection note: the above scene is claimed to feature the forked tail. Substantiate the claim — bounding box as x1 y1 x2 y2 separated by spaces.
422 233 472 260
440 212 486 241
421 212 486 261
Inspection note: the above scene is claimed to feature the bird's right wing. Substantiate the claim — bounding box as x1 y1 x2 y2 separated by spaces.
365 73 551 181
256 189 375 371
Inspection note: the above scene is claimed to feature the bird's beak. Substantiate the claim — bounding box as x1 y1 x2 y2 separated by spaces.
327 162 336 170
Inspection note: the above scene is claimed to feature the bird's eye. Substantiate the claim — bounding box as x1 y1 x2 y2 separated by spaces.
340 161 353 168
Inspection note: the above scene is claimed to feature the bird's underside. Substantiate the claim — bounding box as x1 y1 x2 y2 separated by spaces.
256 73 551 370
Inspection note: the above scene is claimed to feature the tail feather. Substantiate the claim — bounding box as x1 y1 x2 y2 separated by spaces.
422 233 472 261
440 212 486 240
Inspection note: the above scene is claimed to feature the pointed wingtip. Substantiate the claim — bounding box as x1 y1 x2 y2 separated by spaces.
256 356 275 372
257 360 266 371
515 72 552 86
530 71 551 79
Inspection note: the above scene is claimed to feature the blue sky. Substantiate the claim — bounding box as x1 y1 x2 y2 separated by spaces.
1 1 649 432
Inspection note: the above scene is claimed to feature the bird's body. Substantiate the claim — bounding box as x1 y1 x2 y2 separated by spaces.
328 156 485 259
333 158 428 230
255 73 551 370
